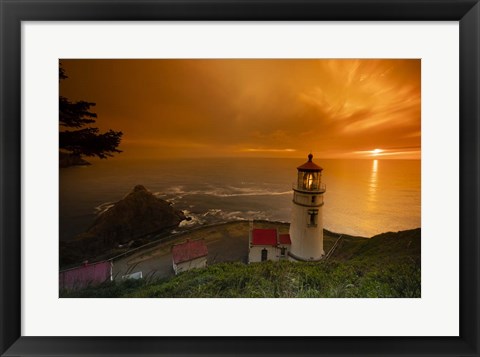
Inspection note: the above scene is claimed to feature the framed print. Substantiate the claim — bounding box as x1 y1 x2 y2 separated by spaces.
1 0 479 356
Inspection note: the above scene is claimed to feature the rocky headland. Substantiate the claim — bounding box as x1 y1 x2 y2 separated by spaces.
60 185 186 267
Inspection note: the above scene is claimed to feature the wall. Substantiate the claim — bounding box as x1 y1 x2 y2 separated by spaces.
290 197 324 261
173 256 207 275
248 245 289 263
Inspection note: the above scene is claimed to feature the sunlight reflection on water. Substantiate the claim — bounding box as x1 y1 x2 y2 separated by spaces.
60 158 421 240
367 159 378 207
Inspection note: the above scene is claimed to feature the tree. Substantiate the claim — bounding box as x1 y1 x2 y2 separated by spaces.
59 65 123 165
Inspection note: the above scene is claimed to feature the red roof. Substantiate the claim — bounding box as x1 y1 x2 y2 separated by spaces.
278 234 291 245
297 153 323 172
172 239 208 264
251 229 277 246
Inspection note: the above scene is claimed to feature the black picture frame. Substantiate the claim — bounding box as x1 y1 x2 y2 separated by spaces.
1 1 479 356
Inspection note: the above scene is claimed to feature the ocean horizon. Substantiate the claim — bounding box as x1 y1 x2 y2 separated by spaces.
60 157 421 241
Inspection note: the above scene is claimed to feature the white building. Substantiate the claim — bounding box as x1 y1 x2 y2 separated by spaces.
289 154 326 261
248 228 291 263
172 239 208 275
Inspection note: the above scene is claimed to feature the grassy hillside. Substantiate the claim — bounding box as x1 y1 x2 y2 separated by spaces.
329 228 421 262
61 228 420 298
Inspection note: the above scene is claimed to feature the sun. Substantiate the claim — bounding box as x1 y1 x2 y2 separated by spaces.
372 148 383 156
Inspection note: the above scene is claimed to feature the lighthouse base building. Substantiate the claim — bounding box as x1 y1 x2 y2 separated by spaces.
248 228 291 263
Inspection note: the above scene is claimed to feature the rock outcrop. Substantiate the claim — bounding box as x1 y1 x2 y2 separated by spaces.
80 184 185 243
60 185 186 267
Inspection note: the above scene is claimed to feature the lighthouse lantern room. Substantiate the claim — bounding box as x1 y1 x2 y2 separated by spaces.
289 153 326 261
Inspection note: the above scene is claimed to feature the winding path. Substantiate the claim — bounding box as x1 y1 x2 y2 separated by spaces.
112 221 290 281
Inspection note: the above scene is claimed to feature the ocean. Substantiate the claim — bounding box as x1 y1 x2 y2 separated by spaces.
59 158 421 241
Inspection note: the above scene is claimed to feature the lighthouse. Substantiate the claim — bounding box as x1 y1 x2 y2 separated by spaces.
289 154 326 261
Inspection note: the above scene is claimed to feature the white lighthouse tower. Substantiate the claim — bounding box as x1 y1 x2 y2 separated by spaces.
289 154 326 261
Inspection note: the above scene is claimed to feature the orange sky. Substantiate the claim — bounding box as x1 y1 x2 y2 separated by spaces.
60 59 420 160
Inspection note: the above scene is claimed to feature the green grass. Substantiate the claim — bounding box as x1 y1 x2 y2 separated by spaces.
60 228 421 298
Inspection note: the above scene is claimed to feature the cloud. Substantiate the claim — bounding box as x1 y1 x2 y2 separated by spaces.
61 59 421 159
